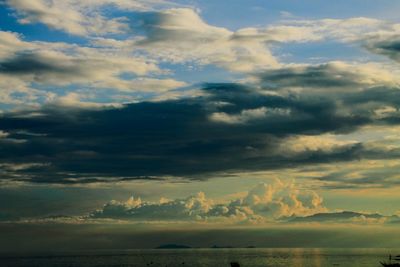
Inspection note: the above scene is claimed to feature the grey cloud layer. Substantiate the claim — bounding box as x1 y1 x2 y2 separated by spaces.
0 61 400 183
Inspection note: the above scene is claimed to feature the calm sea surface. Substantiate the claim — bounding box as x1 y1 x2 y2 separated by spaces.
0 248 397 267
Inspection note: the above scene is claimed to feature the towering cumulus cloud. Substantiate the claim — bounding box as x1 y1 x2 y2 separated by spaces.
90 179 326 223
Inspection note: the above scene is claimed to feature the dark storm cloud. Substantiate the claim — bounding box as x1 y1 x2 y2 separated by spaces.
0 52 87 80
0 52 69 74
257 64 363 88
0 61 400 183
0 85 358 183
365 35 400 62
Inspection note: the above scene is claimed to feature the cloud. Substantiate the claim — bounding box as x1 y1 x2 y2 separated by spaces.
0 32 56 107
4 3 400 75
286 17 385 42
256 61 400 89
6 0 126 35
3 176 399 226
209 107 290 124
130 8 279 72
49 93 122 109
301 18 400 65
0 30 190 108
289 211 393 225
238 180 326 219
91 192 213 221
90 179 326 223
0 45 161 86
3 10 400 111
0 31 33 60
123 14 400 73
317 159 400 189
0 131 8 138
0 162 49 171
1 59 400 183
365 35 400 62
278 134 358 154
5 0 178 36
0 85 356 182
231 24 321 43
2 19 400 183
127 12 400 73
233 17 388 45
0 129 27 144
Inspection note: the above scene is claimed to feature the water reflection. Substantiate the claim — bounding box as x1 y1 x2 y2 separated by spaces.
0 248 397 267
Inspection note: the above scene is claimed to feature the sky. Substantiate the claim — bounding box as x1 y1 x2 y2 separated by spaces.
1 0 400 251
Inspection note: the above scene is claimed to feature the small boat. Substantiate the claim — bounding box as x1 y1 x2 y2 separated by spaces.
380 263 400 267
380 255 400 267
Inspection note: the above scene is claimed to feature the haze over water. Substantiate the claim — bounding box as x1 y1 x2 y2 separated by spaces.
0 248 396 267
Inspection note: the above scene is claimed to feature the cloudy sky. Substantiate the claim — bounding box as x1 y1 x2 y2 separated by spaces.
1 0 400 251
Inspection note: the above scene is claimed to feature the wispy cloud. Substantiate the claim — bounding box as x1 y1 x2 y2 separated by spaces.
5 0 180 35
0 30 188 108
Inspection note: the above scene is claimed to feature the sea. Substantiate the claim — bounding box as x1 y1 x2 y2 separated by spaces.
0 248 397 267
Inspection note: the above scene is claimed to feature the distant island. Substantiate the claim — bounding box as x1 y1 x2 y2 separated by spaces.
212 245 256 249
211 245 234 249
156 244 256 249
156 244 192 249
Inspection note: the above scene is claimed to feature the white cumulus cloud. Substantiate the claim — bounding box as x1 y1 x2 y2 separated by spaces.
90 179 327 223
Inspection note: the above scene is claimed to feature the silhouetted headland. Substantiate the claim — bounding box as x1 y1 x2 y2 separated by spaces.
155 244 192 249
